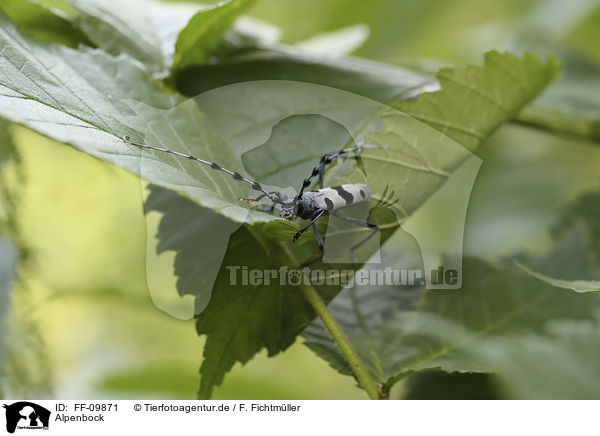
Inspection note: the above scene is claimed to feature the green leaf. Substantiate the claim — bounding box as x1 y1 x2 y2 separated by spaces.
515 103 600 144
175 46 437 103
171 0 256 75
177 49 560 155
145 185 401 399
146 51 557 397
235 110 465 227
295 24 370 57
392 51 561 151
465 316 600 399
564 5 600 69
239 114 355 188
144 185 240 312
555 191 600 260
0 12 444 227
0 0 89 47
303 255 600 393
68 0 200 77
0 9 562 398
224 15 281 48
68 0 274 78
135 79 469 227
302 191 600 394
192 225 306 399
402 371 501 400
515 260 600 293
0 10 204 193
510 8 600 144
151 176 594 398
514 52 600 144
513 191 600 293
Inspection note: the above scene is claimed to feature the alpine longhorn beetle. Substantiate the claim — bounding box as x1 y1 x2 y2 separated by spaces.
123 136 398 267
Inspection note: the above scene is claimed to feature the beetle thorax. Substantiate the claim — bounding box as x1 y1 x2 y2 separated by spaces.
279 195 317 220
296 196 318 219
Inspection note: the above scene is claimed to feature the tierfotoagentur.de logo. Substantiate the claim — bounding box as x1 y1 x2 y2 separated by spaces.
2 402 50 434
226 265 459 287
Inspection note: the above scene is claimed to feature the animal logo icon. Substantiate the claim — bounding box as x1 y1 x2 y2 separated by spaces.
3 402 50 434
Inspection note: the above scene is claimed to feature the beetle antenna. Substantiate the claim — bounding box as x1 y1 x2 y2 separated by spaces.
123 136 277 202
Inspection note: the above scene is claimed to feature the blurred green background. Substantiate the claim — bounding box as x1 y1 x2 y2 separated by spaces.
2 0 600 399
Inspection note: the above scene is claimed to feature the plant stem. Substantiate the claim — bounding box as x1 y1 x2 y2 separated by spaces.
512 105 600 144
297 282 380 400
246 224 380 399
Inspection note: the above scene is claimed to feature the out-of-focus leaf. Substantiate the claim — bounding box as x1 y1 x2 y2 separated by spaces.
101 362 199 399
175 46 437 102
555 191 600 260
461 124 600 261
513 191 600 293
515 260 600 293
226 16 281 47
295 24 370 57
0 0 89 47
303 255 600 393
516 103 600 143
303 192 600 394
512 6 600 144
402 371 501 400
564 5 600 68
516 54 600 143
468 316 600 399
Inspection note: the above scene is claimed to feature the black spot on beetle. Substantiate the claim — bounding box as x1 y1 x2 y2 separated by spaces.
332 186 353 204
360 189 366 199
324 198 334 211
